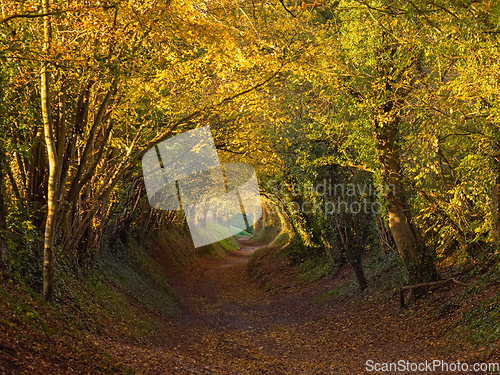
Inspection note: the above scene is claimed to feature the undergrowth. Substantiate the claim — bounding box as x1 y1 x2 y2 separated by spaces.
0 279 133 374
99 235 178 319
297 257 337 283
444 262 500 357
315 247 403 305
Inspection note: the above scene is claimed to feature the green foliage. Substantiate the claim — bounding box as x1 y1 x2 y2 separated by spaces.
0 285 49 334
232 228 252 237
315 244 404 305
146 227 200 266
98 235 178 318
281 237 316 266
246 244 278 276
250 201 286 245
251 225 282 245
314 288 340 303
269 230 291 249
0 282 134 373
5 207 44 291
297 257 337 283
449 290 500 356
60 271 159 338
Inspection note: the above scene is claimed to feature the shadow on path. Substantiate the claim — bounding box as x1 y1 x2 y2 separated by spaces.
93 238 449 374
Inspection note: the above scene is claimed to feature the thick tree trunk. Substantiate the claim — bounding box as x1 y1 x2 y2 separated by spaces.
41 0 58 303
374 117 437 286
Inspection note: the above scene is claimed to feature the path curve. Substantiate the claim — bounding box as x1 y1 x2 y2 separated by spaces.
93 238 450 374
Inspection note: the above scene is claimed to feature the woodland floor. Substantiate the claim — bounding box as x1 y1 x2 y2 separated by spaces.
91 239 500 374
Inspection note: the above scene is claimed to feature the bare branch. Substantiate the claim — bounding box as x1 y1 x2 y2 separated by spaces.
277 0 297 18
1 12 56 24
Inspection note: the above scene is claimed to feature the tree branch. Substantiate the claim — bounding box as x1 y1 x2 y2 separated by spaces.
1 12 56 24
399 278 469 308
277 0 296 18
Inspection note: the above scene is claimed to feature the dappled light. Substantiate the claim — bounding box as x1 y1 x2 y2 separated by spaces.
1 0 500 373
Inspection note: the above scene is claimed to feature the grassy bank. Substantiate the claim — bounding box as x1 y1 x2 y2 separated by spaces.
0 225 241 374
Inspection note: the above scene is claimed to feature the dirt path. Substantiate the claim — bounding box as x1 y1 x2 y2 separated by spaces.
93 239 455 374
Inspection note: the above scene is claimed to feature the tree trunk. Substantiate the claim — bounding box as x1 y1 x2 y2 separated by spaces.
376 214 393 253
492 141 500 250
374 116 437 286
41 0 58 303
0 145 9 275
334 216 368 291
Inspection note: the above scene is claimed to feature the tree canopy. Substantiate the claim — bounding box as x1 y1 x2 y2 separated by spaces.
0 0 499 299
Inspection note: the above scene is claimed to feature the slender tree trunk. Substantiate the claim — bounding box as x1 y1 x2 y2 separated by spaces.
0 145 9 275
27 130 47 207
334 216 368 291
374 116 437 286
376 214 393 253
492 141 500 250
41 0 58 303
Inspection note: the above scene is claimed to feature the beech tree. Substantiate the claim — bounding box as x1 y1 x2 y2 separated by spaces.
252 0 500 285
233 0 440 285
